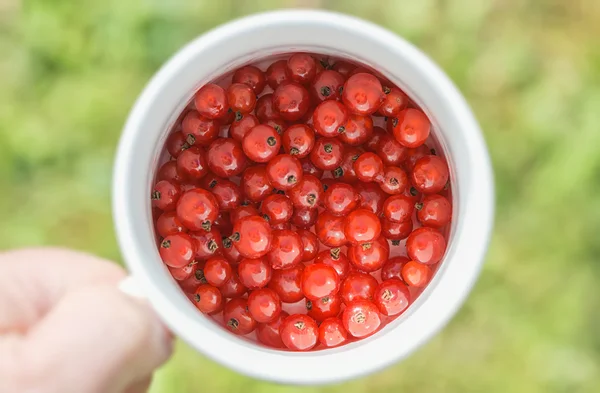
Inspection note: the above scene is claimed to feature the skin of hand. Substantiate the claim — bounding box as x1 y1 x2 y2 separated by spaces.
0 248 173 393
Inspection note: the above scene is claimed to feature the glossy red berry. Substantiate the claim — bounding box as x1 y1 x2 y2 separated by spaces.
151 180 181 211
190 228 223 260
210 179 241 211
272 82 311 121
279 314 318 351
406 227 446 265
307 295 342 322
166 132 189 158
323 182 359 216
300 156 324 178
310 137 344 170
268 229 303 270
232 65 266 94
411 155 450 194
342 73 385 116
223 298 257 335
207 138 247 177
263 118 287 135
302 263 340 301
348 237 389 272
353 182 384 216
402 261 432 287
333 146 361 183
282 124 315 158
255 94 282 122
332 60 356 77
156 160 181 183
298 229 319 262
227 83 256 115
203 256 232 287
339 114 373 146
268 264 305 303
256 311 288 348
374 279 411 316
315 248 350 279
382 219 413 243
156 211 186 238
315 210 347 247
376 134 408 166
380 166 409 195
266 154 303 190
181 110 220 147
260 194 293 225
194 84 228 120
383 194 414 223
266 59 290 90
342 300 381 338
288 174 323 209
176 189 219 231
287 53 317 84
168 261 197 281
353 152 384 183
176 146 208 180
344 208 381 245
229 113 260 143
290 207 318 229
389 108 430 148
340 271 378 304
381 256 410 281
220 272 247 298
159 233 196 268
230 215 273 258
378 87 409 117
242 165 273 203
242 124 281 163
193 284 223 314
404 144 431 170
247 288 282 323
311 70 345 102
318 317 349 347
416 194 452 228
313 100 349 137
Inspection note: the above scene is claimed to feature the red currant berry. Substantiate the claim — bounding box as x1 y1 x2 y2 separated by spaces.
248 288 282 323
156 211 186 238
311 70 344 102
340 272 378 304
266 154 303 190
344 208 381 245
406 227 446 265
310 137 344 170
315 210 347 247
381 256 410 281
181 110 220 147
272 82 311 121
266 59 290 90
299 156 324 178
353 152 384 183
323 182 359 216
364 126 386 152
342 73 385 116
232 65 266 94
282 124 315 158
159 233 196 268
256 311 288 349
332 60 356 77
268 264 305 303
176 146 208 180
166 131 189 158
348 237 389 272
342 300 381 338
279 314 318 351
156 161 181 183
168 261 197 281
242 165 273 203
339 114 373 146
315 248 350 279
179 264 208 293
260 194 293 225
151 180 181 211
302 263 340 301
226 83 257 115
255 94 282 122
416 194 452 228
374 279 410 316
355 182 386 215
296 229 318 262
242 124 281 163
318 317 349 347
378 87 409 117
263 118 287 135
176 189 219 231
287 53 317 84
190 228 223 260
313 100 349 137
382 219 413 244
207 138 247 177
376 134 408 166
411 155 449 194
380 166 409 195
402 261 432 287
211 179 241 211
389 108 430 148
229 113 259 143
223 298 256 335
307 295 342 322
230 215 272 259
290 207 318 229
194 84 228 120
203 256 232 287
220 272 247 298
193 284 223 314
383 194 414 223
332 146 361 183
268 229 303 270
287 174 323 209
404 144 431 170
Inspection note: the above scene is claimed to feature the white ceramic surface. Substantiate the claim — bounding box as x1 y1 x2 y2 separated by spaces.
113 10 494 385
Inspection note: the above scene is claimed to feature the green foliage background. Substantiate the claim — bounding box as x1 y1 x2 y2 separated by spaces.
1 0 599 392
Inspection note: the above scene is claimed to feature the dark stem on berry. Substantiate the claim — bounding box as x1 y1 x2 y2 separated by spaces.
207 239 218 253
382 289 393 301
194 294 200 302
389 177 399 186
294 321 306 330
333 167 344 178
324 143 333 153
222 237 233 248
353 311 366 324
290 147 300 155
186 134 196 146
392 118 399 127
227 107 233 113
409 187 418 196
391 240 401 246
321 296 330 304
323 183 329 191
319 59 332 70
384 116 388 121
338 86 343 95
151 190 161 200
275 189 285 195
274 125 282 134
330 247 341 260
287 175 297 185
337 126 345 134
320 86 332 97
383 86 391 94
262 214 270 221
267 136 277 146
306 301 313 310
209 179 217 188
361 242 372 251
227 318 239 330
201 221 212 231
307 193 316 206
241 200 249 206
230 232 241 242
415 202 423 210
181 142 191 151
195 269 207 283
235 111 243 121
430 148 437 155
161 239 171 248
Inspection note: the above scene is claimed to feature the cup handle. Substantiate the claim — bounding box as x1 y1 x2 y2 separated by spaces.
118 275 147 299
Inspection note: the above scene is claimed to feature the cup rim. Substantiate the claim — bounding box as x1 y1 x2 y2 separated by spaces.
113 10 494 384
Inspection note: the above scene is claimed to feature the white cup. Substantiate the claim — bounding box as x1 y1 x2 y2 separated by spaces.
113 10 494 385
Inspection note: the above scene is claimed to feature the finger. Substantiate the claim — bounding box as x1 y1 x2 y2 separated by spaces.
0 248 126 332
20 285 172 393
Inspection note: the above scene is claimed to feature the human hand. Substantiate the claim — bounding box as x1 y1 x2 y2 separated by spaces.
0 248 173 393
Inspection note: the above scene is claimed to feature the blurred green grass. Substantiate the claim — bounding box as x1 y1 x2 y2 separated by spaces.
2 0 600 392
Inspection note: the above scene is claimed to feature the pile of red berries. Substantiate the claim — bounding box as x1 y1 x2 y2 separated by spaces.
151 53 452 351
